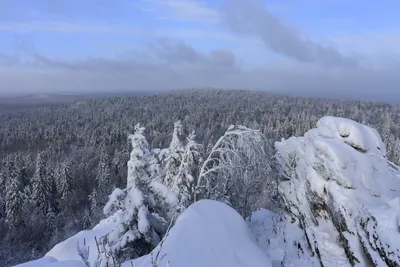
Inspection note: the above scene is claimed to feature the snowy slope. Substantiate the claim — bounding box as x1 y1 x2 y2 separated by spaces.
275 116 400 266
44 211 122 263
13 257 85 267
123 200 272 267
17 200 272 267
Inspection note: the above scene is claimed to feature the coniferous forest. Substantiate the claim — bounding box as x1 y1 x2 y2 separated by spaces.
1 88 400 266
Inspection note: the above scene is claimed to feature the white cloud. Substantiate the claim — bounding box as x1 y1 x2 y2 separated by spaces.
1 0 400 103
220 0 358 68
0 21 149 35
145 0 219 24
329 31 400 55
1 37 400 103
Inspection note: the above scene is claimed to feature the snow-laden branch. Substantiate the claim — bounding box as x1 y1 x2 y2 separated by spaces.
194 125 270 209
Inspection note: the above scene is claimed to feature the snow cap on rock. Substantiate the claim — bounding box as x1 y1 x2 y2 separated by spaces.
310 116 386 156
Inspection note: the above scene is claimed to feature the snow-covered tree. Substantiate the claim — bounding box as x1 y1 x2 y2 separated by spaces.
97 145 112 198
98 124 177 266
5 161 24 229
147 149 162 180
0 161 7 218
55 160 72 202
175 131 203 210
86 188 100 226
163 121 184 193
46 206 56 230
32 152 56 215
89 189 98 215
194 125 270 217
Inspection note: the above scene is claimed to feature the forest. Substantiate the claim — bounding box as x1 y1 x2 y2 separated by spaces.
1 88 400 266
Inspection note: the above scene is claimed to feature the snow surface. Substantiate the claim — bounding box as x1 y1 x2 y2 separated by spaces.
16 116 400 267
123 200 272 267
45 210 122 263
313 116 386 156
275 116 400 266
249 209 320 267
13 257 84 267
18 200 272 267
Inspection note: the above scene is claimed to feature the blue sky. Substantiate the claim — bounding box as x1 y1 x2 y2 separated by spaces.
1 0 400 102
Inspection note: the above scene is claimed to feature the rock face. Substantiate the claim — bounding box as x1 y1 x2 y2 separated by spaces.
275 116 400 267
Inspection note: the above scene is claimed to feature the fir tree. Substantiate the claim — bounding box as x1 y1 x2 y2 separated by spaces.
5 161 24 229
55 160 72 202
176 131 203 210
97 145 112 198
99 124 177 266
32 152 55 215
163 121 184 193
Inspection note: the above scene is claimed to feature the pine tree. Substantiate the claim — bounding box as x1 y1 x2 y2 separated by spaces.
0 161 6 218
15 154 29 187
5 161 24 229
176 131 203 210
97 145 111 198
99 124 177 266
32 152 55 215
82 208 93 230
163 121 184 193
55 160 72 202
46 206 56 230
87 188 99 225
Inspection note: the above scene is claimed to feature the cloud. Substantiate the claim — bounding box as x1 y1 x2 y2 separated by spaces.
0 53 20 66
146 0 219 24
0 0 399 103
219 0 357 68
4 38 237 71
1 38 400 103
329 31 400 56
0 21 149 35
0 37 242 96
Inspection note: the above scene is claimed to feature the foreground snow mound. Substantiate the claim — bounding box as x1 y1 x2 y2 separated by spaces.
124 200 272 267
19 200 271 267
13 257 84 267
45 210 122 263
275 116 400 266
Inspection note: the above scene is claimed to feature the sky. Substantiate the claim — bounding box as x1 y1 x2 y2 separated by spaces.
1 0 400 102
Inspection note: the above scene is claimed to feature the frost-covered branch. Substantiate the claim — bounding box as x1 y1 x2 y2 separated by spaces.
194 125 272 216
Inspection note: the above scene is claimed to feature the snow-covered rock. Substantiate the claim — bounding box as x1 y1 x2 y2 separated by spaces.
250 209 321 267
123 199 272 267
275 116 400 266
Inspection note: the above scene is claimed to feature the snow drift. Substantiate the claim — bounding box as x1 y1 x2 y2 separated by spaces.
45 211 122 263
17 200 271 267
275 116 400 266
124 199 272 267
13 257 85 267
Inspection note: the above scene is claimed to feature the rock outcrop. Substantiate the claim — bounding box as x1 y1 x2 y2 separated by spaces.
275 116 400 266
